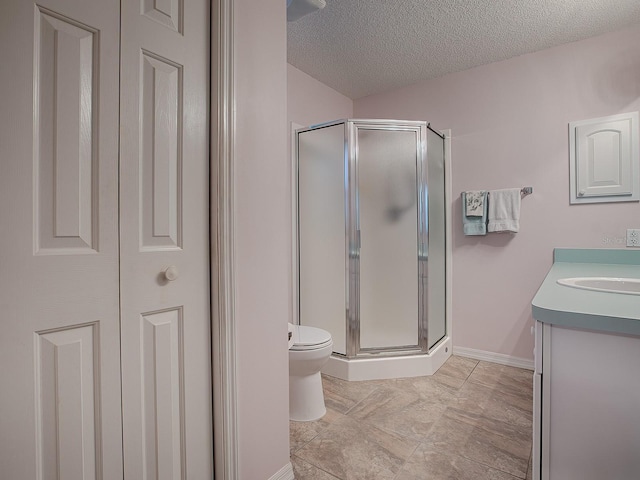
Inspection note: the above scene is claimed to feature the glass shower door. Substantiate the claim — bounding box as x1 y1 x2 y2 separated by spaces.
355 125 424 351
298 123 348 354
426 128 446 349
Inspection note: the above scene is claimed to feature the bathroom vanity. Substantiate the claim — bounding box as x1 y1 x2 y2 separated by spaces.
531 249 640 480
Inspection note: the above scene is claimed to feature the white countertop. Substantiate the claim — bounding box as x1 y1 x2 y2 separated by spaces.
532 249 640 336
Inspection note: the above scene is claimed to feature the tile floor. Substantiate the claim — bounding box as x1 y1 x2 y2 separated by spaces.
290 355 534 480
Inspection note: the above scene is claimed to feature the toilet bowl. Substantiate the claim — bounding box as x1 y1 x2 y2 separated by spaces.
288 323 333 422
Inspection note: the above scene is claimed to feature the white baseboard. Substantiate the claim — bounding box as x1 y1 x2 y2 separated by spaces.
453 346 534 370
268 462 295 480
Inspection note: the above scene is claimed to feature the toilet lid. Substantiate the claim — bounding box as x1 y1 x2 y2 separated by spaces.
290 325 332 350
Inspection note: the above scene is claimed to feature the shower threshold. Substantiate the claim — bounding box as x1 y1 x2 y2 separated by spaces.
322 336 452 381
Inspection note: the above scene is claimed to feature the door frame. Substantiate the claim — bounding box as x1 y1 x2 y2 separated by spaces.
211 0 239 478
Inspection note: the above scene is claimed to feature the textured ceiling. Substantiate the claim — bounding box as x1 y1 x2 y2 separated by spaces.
287 0 640 99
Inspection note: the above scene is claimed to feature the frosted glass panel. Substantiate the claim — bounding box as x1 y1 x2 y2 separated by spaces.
358 129 419 349
426 129 446 349
298 124 347 354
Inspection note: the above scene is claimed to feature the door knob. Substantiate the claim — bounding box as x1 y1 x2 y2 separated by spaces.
164 266 179 281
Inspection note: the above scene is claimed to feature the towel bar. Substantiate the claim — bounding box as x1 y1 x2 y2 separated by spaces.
461 187 533 197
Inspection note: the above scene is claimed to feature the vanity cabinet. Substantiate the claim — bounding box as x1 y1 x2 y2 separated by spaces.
533 321 640 480
532 248 640 480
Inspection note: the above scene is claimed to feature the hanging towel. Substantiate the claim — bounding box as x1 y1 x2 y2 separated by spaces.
462 191 488 235
487 188 521 233
465 190 485 217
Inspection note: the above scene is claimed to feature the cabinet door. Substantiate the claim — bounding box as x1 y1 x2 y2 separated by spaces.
0 0 123 478
119 0 213 478
570 112 639 203
545 326 640 479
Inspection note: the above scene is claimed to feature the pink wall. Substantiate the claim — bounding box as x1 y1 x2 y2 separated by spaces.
233 0 290 477
355 25 640 361
287 64 353 127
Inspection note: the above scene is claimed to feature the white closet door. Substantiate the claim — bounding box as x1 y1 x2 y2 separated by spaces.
118 0 213 478
0 0 123 478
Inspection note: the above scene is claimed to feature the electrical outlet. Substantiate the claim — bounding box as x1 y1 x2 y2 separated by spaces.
627 229 640 247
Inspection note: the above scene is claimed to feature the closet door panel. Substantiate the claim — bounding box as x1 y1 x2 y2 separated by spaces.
119 0 212 477
0 0 122 478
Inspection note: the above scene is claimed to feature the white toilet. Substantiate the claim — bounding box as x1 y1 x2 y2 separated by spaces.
288 323 333 422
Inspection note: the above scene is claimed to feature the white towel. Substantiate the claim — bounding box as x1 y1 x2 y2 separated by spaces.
487 188 521 233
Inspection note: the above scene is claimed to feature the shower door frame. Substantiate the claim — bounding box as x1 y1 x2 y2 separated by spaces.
346 119 430 358
295 119 442 360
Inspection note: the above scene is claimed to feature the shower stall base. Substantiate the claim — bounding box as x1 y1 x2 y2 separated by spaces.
323 337 452 381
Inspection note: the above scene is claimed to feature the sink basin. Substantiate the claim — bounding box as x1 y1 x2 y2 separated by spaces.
557 277 640 295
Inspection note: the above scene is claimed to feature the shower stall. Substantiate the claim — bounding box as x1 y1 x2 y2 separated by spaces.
295 119 450 380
